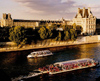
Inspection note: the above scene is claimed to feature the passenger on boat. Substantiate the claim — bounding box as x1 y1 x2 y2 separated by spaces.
66 66 68 70
38 68 43 71
88 61 92 65
94 62 97 65
44 52 46 54
49 65 60 72
74 64 78 68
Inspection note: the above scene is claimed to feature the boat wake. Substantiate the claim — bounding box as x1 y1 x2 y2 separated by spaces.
11 71 42 81
96 62 100 67
11 75 24 81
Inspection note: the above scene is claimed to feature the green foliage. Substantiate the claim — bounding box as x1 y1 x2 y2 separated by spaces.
21 38 27 45
38 24 78 41
64 31 70 41
9 26 27 46
73 23 76 30
76 25 83 35
71 35 75 41
0 27 10 42
50 24 58 29
65 25 73 31
48 29 53 38
70 29 75 35
46 25 53 38
6 24 79 45
55 32 62 41
63 25 67 30
38 25 53 39
38 26 48 39
76 25 83 31
63 24 82 35
70 29 77 41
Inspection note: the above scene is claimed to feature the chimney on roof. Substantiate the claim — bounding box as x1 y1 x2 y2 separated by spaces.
83 7 85 17
78 8 80 14
88 7 91 16
8 13 12 19
3 13 7 19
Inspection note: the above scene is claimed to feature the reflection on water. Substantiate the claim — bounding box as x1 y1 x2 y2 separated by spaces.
78 43 100 62
0 43 100 81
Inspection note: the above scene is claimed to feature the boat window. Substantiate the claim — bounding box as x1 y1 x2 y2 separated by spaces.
47 52 50 54
54 64 59 67
33 71 41 73
78 60 87 64
31 53 34 55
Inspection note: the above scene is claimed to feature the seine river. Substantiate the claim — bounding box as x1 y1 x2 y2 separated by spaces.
0 43 100 81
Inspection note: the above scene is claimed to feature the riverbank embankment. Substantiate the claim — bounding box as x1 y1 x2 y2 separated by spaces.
0 35 100 53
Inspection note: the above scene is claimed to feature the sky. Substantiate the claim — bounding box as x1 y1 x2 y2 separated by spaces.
0 0 100 20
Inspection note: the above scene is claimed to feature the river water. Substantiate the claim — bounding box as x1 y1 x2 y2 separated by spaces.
0 43 100 81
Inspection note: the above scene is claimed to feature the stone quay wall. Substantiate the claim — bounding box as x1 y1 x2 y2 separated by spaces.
0 35 100 52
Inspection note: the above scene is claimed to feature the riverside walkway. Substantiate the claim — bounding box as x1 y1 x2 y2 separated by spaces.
0 40 99 53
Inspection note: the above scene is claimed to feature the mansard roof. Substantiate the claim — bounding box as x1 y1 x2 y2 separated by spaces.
13 19 39 22
40 20 62 23
13 19 62 23
75 8 94 18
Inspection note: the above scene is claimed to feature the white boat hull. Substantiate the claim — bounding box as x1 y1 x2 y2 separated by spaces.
27 53 53 58
27 50 53 58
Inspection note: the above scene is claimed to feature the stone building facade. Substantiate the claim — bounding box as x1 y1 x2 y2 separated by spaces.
0 13 63 28
0 7 96 35
72 7 96 35
1 13 13 27
1 13 40 28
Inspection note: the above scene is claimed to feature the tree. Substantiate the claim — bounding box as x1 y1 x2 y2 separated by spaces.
0 27 10 42
55 32 62 41
63 25 68 30
73 23 76 30
67 25 73 31
46 26 53 38
76 25 83 35
48 29 53 38
38 26 48 39
64 31 70 41
70 29 77 41
50 24 58 29
9 26 27 46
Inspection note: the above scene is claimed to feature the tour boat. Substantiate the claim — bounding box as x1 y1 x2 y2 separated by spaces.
27 50 53 58
20 58 98 80
38 58 98 75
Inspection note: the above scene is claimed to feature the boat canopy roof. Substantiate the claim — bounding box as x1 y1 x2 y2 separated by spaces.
54 58 93 66
30 50 51 54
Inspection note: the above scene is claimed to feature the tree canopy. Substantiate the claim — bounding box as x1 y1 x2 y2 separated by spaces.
38 26 48 39
73 23 76 30
64 31 70 41
0 27 10 42
70 29 77 41
55 32 62 41
9 26 27 46
0 23 81 46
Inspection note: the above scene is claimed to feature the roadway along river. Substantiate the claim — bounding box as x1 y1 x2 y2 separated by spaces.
0 43 100 81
